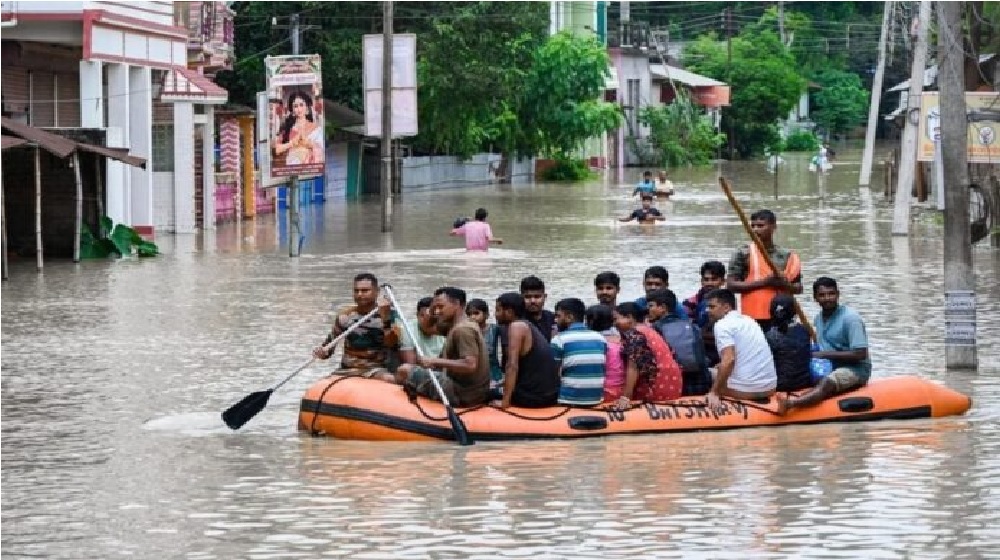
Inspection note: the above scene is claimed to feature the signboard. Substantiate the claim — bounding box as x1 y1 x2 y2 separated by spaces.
264 54 325 178
362 34 418 137
918 92 1000 163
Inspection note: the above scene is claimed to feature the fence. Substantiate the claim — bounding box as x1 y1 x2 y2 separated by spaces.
399 154 534 192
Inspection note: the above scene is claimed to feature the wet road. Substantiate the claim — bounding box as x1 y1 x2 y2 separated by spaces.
3 150 999 559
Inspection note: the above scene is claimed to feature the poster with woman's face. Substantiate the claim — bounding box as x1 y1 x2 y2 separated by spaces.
265 54 325 178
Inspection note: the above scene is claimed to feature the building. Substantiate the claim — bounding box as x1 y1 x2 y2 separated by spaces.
0 0 233 241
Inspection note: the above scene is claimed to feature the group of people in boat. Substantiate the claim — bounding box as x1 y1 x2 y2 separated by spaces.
315 208 871 415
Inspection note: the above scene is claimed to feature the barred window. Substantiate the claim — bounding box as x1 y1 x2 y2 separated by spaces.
152 124 174 172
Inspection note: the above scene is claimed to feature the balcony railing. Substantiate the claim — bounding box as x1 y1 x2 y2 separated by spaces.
607 21 652 50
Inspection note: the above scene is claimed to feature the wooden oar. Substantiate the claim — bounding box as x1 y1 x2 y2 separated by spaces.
221 306 382 430
383 284 474 446
719 176 817 341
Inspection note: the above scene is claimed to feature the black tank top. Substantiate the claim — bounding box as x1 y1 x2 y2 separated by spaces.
511 320 559 408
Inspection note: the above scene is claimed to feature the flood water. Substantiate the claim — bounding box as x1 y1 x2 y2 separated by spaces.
3 150 999 559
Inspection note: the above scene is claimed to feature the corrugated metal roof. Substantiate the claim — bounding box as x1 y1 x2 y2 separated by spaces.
650 64 726 87
1 117 146 167
1 135 28 150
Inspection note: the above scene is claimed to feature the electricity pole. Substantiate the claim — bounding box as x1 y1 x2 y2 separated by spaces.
725 7 734 159
891 0 931 236
859 1 892 186
381 0 393 233
938 1 977 369
274 13 318 256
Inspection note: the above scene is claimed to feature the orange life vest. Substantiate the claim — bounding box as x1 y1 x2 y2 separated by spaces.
741 244 801 320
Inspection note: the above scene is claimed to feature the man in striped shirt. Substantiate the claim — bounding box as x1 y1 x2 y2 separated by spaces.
552 298 607 406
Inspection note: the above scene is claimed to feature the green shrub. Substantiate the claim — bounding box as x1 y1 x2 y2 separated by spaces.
81 216 159 259
784 131 820 152
540 157 595 182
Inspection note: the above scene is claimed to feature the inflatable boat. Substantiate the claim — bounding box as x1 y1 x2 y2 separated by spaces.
298 375 971 442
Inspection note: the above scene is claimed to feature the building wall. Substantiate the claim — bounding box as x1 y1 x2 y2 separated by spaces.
153 172 175 230
400 154 534 191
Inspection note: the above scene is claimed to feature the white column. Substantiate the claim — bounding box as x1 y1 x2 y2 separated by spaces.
201 105 216 230
173 102 196 233
105 126 127 226
79 60 104 128
107 63 131 225
128 66 153 228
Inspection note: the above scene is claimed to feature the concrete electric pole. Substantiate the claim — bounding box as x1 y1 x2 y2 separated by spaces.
381 0 394 233
859 1 892 186
937 0 977 369
891 0 931 236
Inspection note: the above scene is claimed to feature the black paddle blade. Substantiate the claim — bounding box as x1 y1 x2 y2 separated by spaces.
446 406 474 446
222 390 273 430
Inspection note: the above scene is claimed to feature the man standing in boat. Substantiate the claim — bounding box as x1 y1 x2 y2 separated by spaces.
313 272 398 378
394 287 491 407
726 209 802 332
777 277 871 415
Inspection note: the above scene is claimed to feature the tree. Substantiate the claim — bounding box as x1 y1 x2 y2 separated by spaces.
810 68 869 136
520 31 622 159
638 92 725 167
685 30 805 158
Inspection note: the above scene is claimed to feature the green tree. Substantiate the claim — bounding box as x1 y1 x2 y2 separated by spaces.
520 31 622 159
684 30 805 158
637 92 725 167
810 68 869 136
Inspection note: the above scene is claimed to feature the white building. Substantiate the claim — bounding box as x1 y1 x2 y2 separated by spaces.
1 1 231 236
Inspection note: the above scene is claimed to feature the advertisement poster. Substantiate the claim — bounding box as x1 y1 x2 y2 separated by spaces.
918 92 1000 163
265 54 325 178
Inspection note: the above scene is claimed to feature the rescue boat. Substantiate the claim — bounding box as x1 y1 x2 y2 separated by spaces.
298 375 971 442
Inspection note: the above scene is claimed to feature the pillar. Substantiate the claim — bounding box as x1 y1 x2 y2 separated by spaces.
173 102 196 233
107 63 130 225
202 105 215 230
79 60 104 128
239 116 256 218
128 66 153 231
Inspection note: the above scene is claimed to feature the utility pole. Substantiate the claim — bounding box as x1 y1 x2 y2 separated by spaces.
778 1 785 45
938 1 977 369
274 12 318 256
859 1 892 186
380 0 393 233
725 7 734 159
891 0 931 236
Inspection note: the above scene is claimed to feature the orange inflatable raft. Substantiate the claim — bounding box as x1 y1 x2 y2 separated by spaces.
298 375 971 442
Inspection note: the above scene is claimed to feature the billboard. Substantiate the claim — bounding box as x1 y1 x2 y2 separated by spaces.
265 54 325 178
918 92 1000 163
362 34 418 137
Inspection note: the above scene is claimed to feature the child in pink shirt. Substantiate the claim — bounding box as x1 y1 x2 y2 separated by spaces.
450 208 503 251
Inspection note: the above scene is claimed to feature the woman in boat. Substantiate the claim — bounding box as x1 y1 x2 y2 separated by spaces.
612 302 683 408
586 305 625 403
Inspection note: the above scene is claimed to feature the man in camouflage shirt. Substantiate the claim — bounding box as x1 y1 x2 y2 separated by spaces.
313 272 398 377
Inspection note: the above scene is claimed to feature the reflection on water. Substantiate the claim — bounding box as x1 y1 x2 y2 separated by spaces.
3 150 999 558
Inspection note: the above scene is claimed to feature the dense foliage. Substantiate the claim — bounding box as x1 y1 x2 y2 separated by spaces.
810 69 870 136
637 92 725 167
783 130 821 152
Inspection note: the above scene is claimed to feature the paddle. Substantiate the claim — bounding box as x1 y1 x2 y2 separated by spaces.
221 306 382 430
382 284 475 446
719 176 817 341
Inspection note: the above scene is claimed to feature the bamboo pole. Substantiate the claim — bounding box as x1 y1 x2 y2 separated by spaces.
34 146 43 271
94 155 104 233
72 152 83 262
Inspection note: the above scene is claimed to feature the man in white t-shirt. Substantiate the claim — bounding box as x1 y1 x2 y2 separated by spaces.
703 288 777 412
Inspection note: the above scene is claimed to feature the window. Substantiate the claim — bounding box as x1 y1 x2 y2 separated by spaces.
152 124 174 172
626 78 640 133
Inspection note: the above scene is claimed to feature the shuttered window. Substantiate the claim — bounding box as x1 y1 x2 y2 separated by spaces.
31 71 55 127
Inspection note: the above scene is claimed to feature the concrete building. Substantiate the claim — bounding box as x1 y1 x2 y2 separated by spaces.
0 1 232 237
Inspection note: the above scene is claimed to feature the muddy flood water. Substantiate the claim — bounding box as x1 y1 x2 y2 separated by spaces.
3 150 999 559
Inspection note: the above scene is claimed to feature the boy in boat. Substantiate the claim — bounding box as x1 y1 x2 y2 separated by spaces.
683 261 727 366
619 194 665 224
631 170 656 197
633 266 688 320
313 272 398 378
594 271 621 307
450 207 503 251
777 277 871 415
703 288 777 414
519 275 557 341
552 298 607 407
726 209 802 333
394 286 491 407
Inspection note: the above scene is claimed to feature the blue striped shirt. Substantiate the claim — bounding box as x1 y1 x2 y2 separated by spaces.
552 323 607 406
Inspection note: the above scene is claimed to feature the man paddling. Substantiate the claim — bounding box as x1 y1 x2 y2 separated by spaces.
313 272 397 378
726 209 802 332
